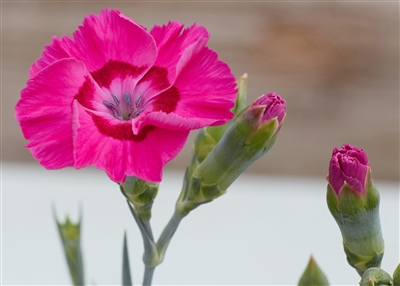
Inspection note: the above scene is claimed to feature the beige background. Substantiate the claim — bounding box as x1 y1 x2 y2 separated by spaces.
2 1 399 181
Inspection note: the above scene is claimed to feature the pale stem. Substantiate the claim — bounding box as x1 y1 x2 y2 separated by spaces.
156 211 184 259
126 201 156 261
142 219 154 243
127 199 185 286
142 266 155 286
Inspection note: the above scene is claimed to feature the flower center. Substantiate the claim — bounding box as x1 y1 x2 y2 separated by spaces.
103 93 144 120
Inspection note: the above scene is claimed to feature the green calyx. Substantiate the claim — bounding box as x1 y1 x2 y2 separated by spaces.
326 169 384 276
360 268 393 286
393 264 400 286
176 170 226 217
196 108 280 190
57 216 80 241
231 73 248 116
120 176 159 221
298 256 329 286
176 105 282 216
54 212 85 286
176 74 255 216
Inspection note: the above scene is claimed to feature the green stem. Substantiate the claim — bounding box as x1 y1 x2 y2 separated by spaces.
126 201 158 265
156 211 183 261
142 266 155 286
142 218 154 242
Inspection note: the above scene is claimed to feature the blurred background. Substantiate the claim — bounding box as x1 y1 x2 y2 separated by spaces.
3 1 399 182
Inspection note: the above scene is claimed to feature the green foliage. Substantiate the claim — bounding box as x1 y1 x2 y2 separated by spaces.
298 256 329 286
54 211 85 286
360 267 393 286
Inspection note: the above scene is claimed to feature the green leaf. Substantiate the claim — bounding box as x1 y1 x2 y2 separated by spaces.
122 231 133 286
298 256 329 286
53 206 85 286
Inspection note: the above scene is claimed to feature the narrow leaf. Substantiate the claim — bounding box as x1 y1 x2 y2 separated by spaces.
53 206 85 286
122 231 133 286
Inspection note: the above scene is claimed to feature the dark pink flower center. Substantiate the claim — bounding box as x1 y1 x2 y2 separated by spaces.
74 61 182 141
102 91 144 120
91 60 147 89
90 112 155 142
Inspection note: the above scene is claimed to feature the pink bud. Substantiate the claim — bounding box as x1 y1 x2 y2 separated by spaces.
328 144 370 196
251 92 286 124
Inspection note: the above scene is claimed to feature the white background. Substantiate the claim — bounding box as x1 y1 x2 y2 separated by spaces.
2 162 399 285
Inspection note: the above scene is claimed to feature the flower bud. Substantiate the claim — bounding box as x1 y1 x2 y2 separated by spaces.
251 92 285 124
328 144 370 196
120 176 159 221
359 268 393 286
326 144 384 276
298 256 329 286
54 211 85 285
393 264 400 286
196 92 285 189
176 92 286 216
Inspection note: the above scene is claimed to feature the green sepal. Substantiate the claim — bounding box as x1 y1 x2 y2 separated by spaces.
231 73 248 116
393 264 400 286
54 210 85 286
122 231 133 286
120 176 159 221
176 115 280 216
176 174 226 217
193 128 218 165
360 267 393 286
298 256 329 286
196 107 280 190
176 74 284 216
343 244 384 276
326 169 384 276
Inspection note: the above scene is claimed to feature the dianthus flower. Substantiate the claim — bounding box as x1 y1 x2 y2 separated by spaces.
16 9 237 182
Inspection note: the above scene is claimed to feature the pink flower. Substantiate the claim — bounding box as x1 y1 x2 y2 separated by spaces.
328 144 370 196
15 9 237 183
251 92 286 123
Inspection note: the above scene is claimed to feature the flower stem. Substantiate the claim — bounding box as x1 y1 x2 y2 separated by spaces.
142 219 154 242
142 266 155 286
156 211 183 260
126 200 185 286
126 201 158 265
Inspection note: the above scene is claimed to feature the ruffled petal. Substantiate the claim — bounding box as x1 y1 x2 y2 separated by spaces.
150 22 209 84
132 109 228 134
130 23 209 107
29 37 72 78
131 44 236 133
73 102 189 182
134 42 236 132
29 9 157 80
16 58 104 169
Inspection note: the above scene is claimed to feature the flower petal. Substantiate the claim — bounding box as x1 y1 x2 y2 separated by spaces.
130 23 210 107
29 9 157 80
150 22 209 84
133 42 236 132
73 102 189 182
29 37 71 78
16 58 104 169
